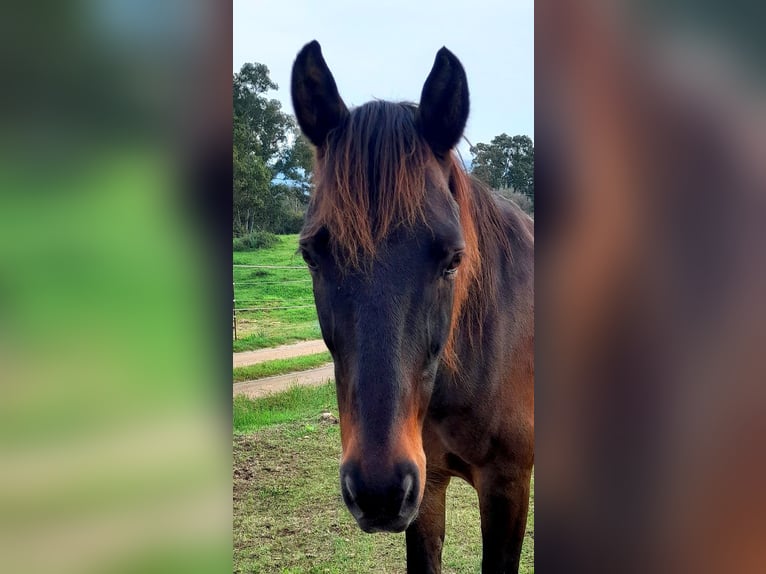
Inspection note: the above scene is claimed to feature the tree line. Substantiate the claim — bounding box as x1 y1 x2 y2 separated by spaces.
233 62 534 238
233 63 312 236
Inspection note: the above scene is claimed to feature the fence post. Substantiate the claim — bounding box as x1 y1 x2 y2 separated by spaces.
233 282 237 341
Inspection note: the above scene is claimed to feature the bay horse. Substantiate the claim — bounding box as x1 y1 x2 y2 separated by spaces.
291 41 534 573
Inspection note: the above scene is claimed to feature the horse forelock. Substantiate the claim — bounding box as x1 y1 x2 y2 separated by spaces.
303 101 435 268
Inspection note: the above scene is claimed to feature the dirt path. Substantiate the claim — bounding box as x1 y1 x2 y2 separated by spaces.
233 339 328 368
233 364 335 399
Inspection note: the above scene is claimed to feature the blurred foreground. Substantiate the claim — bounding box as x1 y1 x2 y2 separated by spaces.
537 1 766 572
0 2 231 573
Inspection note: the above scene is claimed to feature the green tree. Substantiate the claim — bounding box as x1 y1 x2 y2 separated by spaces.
233 63 313 235
470 134 534 209
233 114 270 235
275 131 313 197
234 63 292 167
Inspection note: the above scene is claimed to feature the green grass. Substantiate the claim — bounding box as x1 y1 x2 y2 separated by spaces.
233 352 332 383
233 381 337 433
233 234 321 351
233 385 534 572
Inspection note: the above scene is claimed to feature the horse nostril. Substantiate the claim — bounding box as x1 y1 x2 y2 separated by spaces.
401 473 413 497
344 473 357 501
399 470 419 518
340 467 366 522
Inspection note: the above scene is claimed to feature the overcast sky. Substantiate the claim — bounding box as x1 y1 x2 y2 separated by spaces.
233 0 533 159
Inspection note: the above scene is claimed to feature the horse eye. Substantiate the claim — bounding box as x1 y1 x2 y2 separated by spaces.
443 252 464 277
301 248 318 270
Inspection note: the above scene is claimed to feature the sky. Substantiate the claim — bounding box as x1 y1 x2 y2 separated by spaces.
233 0 533 160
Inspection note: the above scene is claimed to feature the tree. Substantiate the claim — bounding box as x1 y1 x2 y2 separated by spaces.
233 63 314 235
233 114 270 235
233 63 292 167
470 134 534 210
274 131 314 201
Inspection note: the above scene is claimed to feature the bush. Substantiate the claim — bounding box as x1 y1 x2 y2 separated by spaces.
495 188 534 215
270 211 305 234
233 230 279 251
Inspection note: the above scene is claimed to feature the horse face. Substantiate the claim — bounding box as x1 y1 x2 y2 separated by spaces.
300 187 464 532
292 40 469 533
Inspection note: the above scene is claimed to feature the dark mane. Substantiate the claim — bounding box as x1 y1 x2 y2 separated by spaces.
302 99 527 366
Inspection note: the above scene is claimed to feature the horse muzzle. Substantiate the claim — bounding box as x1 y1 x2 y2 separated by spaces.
340 460 421 533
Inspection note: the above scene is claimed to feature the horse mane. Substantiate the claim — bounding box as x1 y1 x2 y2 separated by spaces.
302 100 517 369
446 161 518 369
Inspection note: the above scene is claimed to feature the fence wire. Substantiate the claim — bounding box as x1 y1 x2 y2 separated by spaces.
233 264 307 269
233 263 316 340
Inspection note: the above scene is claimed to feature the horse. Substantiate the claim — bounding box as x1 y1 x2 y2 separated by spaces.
291 41 534 573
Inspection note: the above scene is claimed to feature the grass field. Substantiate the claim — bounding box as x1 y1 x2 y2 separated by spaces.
233 384 534 573
233 382 337 432
233 352 332 384
233 234 320 352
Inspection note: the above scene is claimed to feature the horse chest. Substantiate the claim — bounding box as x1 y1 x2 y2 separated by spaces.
425 411 495 471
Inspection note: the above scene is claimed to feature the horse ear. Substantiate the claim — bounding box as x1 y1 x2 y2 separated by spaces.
418 47 469 156
291 41 348 148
